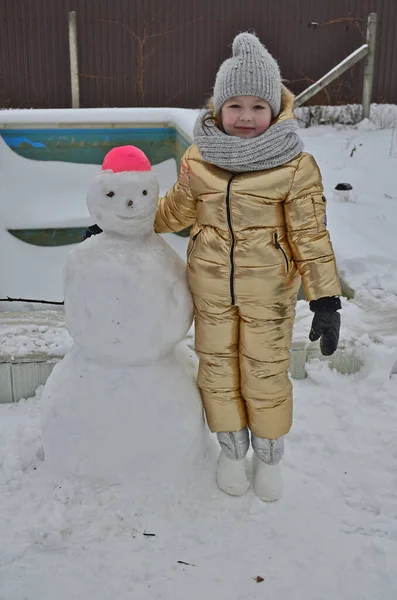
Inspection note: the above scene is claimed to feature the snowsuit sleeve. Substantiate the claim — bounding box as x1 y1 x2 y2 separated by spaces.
284 153 341 301
154 146 197 233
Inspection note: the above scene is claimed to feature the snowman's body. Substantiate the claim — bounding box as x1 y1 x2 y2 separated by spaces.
41 147 208 495
65 232 192 364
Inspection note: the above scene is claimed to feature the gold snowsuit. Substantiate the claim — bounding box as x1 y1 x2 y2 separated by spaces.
154 98 341 439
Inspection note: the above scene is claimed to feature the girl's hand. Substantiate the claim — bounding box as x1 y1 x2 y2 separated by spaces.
309 311 341 356
308 296 341 356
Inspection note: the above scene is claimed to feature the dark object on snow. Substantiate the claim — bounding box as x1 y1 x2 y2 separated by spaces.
334 183 354 202
83 224 103 240
309 296 341 356
335 183 353 191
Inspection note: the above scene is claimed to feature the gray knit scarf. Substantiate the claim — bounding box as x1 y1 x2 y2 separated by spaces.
193 110 304 172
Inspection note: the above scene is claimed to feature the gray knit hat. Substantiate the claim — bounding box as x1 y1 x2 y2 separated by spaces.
213 32 281 116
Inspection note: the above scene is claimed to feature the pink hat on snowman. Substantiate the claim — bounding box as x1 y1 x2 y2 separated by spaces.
102 145 152 173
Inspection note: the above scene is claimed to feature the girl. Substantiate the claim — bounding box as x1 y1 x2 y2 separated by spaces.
154 32 341 501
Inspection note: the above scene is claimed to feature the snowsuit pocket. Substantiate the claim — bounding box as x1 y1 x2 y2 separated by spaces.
313 194 328 231
274 232 290 275
187 229 202 264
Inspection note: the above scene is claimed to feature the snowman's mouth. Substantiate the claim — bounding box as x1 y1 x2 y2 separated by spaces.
114 214 134 220
115 212 148 221
114 213 149 222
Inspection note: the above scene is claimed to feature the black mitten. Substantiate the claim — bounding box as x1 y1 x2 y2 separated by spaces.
309 296 341 356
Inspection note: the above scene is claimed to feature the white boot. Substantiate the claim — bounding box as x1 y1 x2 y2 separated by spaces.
253 454 284 502
216 428 250 496
217 451 250 496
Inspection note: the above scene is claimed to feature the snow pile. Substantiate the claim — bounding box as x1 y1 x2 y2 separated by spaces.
0 322 70 359
0 311 70 359
296 103 397 129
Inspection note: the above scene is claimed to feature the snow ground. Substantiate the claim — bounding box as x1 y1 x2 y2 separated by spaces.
1 360 396 600
0 107 397 599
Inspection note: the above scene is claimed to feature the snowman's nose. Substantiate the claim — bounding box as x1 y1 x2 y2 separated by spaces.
127 200 134 207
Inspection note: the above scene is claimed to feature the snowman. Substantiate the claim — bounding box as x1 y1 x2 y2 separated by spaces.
41 146 209 497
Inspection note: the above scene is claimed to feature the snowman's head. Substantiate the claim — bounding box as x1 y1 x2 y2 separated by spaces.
87 146 159 237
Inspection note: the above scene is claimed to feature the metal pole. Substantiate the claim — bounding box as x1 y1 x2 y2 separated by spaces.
68 11 80 108
294 45 368 108
362 13 378 120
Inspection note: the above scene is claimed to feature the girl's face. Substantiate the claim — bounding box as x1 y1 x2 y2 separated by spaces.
221 95 272 138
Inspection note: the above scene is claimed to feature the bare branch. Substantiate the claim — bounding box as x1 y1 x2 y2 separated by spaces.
80 73 116 81
287 74 331 105
146 17 203 40
100 13 203 106
0 297 64 305
100 18 140 42
144 48 157 63
313 15 365 39
146 7 164 26
164 84 191 105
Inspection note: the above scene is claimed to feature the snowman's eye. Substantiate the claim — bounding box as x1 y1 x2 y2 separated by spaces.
142 190 148 196
106 191 115 198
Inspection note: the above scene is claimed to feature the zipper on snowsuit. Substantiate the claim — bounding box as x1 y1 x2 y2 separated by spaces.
225 176 236 305
274 232 289 274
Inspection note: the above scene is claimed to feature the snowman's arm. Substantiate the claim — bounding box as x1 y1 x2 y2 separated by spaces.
83 224 103 240
154 147 197 233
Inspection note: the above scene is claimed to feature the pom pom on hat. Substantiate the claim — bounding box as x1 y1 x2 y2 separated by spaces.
102 145 151 173
232 31 264 55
